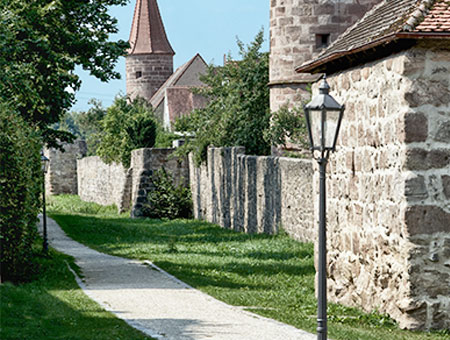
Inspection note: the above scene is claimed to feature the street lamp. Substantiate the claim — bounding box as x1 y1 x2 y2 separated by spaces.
41 150 50 253
303 76 344 340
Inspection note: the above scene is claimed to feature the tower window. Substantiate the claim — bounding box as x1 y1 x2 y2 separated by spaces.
316 34 330 49
136 71 142 79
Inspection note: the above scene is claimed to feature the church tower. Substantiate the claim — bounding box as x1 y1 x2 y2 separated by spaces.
126 0 175 101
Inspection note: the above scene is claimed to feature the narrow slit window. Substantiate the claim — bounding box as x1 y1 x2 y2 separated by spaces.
136 71 142 79
316 34 330 49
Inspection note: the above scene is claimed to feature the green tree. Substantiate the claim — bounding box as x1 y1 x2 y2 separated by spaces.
174 30 271 164
0 0 129 148
264 104 309 150
97 97 158 168
55 100 106 156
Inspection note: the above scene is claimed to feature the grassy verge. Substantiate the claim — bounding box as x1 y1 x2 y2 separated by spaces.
0 240 154 340
48 195 448 340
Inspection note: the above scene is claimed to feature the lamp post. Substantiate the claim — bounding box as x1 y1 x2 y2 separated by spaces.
303 76 344 340
41 150 50 253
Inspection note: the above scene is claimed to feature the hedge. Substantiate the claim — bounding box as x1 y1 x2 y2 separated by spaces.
0 105 42 283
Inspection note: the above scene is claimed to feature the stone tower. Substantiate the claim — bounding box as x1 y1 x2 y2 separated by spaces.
126 0 175 101
269 0 383 113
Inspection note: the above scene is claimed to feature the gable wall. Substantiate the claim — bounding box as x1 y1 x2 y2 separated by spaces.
176 57 207 86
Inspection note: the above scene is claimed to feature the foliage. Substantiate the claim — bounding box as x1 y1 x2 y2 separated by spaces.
174 30 271 164
155 128 179 148
55 100 106 156
48 197 448 340
0 105 42 283
0 241 154 340
144 169 192 220
264 104 309 149
96 97 158 168
0 0 129 148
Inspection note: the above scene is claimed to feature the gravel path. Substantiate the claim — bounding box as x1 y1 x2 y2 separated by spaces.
40 216 316 340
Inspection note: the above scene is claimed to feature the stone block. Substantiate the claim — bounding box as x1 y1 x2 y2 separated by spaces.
405 175 428 200
442 175 450 199
405 205 450 235
404 80 450 108
434 120 450 143
403 112 428 143
405 148 450 170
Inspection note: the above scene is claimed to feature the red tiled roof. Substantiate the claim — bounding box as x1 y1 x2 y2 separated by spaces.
414 0 450 32
296 0 450 73
128 0 175 55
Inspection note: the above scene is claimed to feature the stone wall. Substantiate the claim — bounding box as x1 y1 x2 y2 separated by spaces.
312 44 450 330
76 148 189 216
126 54 173 101
77 156 132 213
189 147 314 242
45 140 87 195
269 0 382 112
130 148 189 217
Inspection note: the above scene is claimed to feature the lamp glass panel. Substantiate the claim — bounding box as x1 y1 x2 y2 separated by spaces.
310 109 341 149
309 109 323 149
324 110 340 149
41 159 49 173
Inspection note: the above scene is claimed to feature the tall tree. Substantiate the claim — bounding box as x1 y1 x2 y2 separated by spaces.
174 30 271 164
0 0 129 147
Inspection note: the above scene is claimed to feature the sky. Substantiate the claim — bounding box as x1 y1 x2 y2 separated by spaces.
73 0 270 111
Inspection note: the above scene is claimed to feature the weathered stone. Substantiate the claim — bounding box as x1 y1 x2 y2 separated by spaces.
405 175 428 200
404 112 428 143
442 175 450 199
435 120 450 143
190 146 314 243
405 205 450 235
405 148 450 170
77 156 131 213
45 140 87 195
405 79 450 108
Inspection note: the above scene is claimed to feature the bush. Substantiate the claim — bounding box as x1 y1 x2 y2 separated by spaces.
96 97 158 168
144 168 192 219
264 104 309 149
0 106 42 283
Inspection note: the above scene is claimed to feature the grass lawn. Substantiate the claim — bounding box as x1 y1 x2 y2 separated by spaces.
0 242 154 340
48 195 448 340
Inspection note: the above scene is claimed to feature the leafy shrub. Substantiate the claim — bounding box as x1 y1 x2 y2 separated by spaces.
0 106 42 283
96 97 158 168
264 104 309 149
144 168 192 219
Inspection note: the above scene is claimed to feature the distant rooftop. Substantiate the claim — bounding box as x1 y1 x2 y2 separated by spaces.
297 0 450 73
150 54 207 108
128 0 175 55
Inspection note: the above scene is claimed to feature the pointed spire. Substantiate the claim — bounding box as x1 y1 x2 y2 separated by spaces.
128 0 175 55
